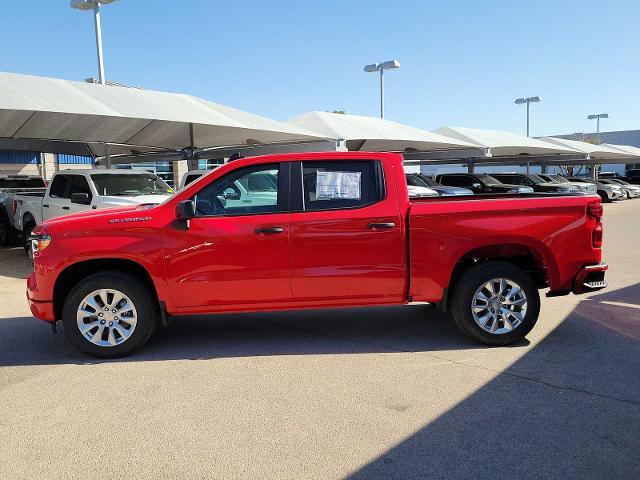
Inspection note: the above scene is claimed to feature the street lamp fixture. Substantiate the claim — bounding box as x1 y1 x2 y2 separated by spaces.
587 113 609 141
364 59 400 118
514 96 541 137
70 0 118 85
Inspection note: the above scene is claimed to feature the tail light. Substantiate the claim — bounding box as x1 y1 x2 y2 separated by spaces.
587 203 603 220
587 202 603 248
11 200 18 216
592 224 603 248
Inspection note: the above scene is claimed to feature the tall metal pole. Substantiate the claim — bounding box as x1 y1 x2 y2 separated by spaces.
379 68 384 118
596 116 600 141
93 2 106 85
526 100 530 137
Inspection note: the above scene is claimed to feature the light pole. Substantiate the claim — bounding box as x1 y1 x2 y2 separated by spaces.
587 113 609 142
514 96 541 137
364 60 400 118
70 0 118 85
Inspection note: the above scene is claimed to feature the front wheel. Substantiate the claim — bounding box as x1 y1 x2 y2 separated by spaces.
62 272 158 358
598 191 610 203
451 261 540 346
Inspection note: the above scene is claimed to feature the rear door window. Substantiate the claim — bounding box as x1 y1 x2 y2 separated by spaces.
301 161 383 211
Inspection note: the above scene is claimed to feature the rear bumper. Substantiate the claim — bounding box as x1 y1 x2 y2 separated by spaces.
572 263 608 294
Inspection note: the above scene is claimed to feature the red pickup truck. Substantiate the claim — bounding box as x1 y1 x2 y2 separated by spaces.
27 152 607 358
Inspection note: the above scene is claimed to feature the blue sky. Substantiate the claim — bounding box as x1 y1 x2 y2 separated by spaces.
1 0 638 136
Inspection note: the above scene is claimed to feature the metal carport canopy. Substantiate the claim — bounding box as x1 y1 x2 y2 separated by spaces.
287 111 482 155
539 137 638 163
0 71 329 158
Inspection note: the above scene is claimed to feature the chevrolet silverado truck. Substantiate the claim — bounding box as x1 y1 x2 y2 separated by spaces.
14 169 174 254
27 152 608 358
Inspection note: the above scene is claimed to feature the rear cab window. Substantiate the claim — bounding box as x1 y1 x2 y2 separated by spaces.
48 175 70 198
300 161 384 211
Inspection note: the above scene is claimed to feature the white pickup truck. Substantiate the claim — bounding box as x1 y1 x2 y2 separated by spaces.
0 175 47 246
14 169 174 253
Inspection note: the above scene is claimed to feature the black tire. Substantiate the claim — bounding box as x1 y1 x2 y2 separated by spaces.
0 209 16 247
62 272 158 358
23 218 35 256
450 261 540 346
598 191 610 203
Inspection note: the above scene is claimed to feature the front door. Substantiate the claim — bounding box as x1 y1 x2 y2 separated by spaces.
289 159 405 304
164 163 292 309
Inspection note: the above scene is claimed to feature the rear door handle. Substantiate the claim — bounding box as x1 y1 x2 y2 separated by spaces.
62 206 70 210
367 222 396 230
255 227 285 235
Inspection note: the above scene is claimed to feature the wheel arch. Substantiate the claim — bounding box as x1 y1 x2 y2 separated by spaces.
447 242 553 304
53 258 159 321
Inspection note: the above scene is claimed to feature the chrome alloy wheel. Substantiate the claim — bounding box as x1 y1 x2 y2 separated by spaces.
76 289 138 347
471 278 527 334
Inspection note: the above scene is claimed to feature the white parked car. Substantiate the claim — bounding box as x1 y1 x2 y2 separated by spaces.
14 169 174 253
179 168 219 189
0 175 46 246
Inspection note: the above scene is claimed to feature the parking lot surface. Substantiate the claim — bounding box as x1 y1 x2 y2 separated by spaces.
0 201 639 479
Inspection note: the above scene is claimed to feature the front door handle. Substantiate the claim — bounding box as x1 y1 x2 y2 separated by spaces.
42 204 49 208
62 206 70 210
367 222 395 230
255 227 285 235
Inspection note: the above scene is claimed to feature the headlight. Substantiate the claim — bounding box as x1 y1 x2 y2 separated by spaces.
30 234 52 253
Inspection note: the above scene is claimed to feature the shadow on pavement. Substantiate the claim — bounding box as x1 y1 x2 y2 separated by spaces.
0 246 31 280
0 305 503 367
347 287 640 479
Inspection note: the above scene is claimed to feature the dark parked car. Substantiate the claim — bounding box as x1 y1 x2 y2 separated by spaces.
436 173 534 194
405 173 473 196
626 169 640 185
491 173 580 194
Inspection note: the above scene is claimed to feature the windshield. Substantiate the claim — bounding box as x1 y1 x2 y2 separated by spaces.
527 174 546 184
91 174 173 197
405 174 430 188
475 174 503 186
549 175 569 183
417 175 437 187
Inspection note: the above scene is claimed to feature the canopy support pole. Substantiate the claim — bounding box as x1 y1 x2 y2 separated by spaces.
104 143 111 169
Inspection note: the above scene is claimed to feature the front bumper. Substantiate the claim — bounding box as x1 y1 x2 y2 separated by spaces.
572 263 608 294
27 294 55 322
26 270 55 322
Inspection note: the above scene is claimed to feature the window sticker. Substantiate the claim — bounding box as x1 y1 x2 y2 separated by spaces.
315 171 361 200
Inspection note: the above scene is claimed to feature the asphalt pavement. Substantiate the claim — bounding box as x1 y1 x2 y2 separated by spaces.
0 200 638 479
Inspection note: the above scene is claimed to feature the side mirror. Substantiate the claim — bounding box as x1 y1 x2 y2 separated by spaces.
222 187 241 200
71 192 91 205
175 200 196 220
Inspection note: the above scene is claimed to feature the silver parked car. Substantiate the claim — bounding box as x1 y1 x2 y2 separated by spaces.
601 178 640 199
566 177 625 202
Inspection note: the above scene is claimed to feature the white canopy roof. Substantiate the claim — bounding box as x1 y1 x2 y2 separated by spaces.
433 126 579 157
538 137 636 160
288 111 478 152
0 71 327 157
599 143 640 158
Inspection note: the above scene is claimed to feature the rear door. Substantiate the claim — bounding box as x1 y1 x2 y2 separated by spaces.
288 159 405 303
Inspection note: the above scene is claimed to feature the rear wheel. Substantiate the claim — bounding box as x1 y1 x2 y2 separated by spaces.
62 272 157 358
0 210 16 247
451 261 540 346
